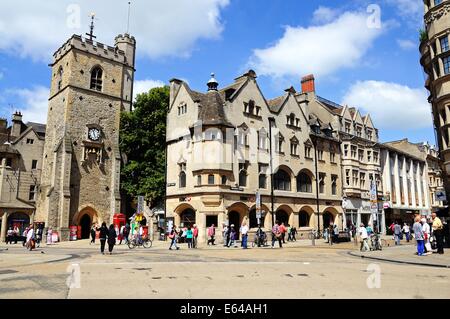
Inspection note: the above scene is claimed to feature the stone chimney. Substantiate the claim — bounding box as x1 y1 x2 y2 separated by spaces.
11 111 23 138
301 74 315 93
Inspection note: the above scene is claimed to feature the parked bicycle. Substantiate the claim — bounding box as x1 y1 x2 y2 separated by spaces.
127 236 152 249
308 230 323 240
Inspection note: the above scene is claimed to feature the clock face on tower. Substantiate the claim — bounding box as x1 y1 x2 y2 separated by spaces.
88 128 101 141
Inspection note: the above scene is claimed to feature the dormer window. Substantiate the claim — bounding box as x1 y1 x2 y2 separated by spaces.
90 66 103 91
344 121 351 134
244 100 261 117
356 126 362 137
367 129 373 140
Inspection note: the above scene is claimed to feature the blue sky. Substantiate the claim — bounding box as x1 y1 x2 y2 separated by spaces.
0 0 435 145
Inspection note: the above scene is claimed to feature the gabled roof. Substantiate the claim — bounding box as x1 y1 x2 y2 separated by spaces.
267 95 287 113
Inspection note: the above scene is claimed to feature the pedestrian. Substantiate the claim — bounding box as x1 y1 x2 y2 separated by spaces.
328 223 334 245
168 228 180 250
241 222 249 249
97 222 108 255
402 223 410 242
287 224 292 241
6 227 13 244
421 218 432 255
333 224 339 244
192 224 199 248
291 226 297 241
279 222 287 244
207 224 216 245
394 221 402 245
186 226 193 248
413 217 425 256
271 221 282 248
358 223 370 252
107 224 117 255
431 212 444 254
227 225 237 248
46 228 53 245
256 226 265 247
90 225 96 244
119 224 125 245
122 224 129 245
25 225 35 251
222 224 229 246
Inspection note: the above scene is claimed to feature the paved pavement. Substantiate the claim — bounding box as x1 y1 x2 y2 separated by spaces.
350 245 450 268
0 239 449 299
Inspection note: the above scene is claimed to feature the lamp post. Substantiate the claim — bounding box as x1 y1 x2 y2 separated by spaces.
268 117 275 228
311 122 321 236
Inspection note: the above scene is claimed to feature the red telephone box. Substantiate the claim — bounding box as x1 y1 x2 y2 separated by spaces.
113 213 127 240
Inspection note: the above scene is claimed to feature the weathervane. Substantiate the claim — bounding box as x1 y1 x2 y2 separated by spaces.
86 12 97 41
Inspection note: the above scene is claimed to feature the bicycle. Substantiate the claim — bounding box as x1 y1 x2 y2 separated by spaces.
251 234 268 247
308 230 323 240
127 236 152 249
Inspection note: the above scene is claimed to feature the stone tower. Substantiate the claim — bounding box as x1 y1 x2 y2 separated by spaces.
35 33 136 240
420 0 450 199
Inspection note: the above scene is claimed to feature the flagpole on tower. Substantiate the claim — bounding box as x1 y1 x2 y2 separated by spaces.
126 1 132 34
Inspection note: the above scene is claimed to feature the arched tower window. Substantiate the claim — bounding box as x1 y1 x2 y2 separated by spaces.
57 66 63 91
90 66 103 91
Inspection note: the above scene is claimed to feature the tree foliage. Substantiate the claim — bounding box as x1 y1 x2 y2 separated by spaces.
120 86 169 208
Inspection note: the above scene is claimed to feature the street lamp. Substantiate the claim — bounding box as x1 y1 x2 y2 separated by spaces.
311 121 321 236
268 117 276 228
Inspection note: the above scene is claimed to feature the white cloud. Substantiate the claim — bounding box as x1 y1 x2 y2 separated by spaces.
342 80 431 130
386 0 423 27
397 39 416 50
0 0 229 62
133 79 165 100
312 6 339 24
4 86 49 124
249 10 383 79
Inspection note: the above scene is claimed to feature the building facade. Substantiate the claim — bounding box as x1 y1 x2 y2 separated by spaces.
421 142 446 211
166 71 344 243
0 112 45 241
420 0 450 198
298 75 382 230
380 139 431 229
34 33 135 241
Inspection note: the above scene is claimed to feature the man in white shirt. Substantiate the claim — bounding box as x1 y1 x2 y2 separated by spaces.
358 223 370 252
241 222 249 249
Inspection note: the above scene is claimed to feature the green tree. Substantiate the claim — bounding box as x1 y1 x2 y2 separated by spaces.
120 86 169 208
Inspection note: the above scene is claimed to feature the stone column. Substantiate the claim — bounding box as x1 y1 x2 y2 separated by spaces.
410 159 417 208
1 212 9 242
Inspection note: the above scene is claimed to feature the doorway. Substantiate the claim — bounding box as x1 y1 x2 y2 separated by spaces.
228 211 241 240
80 214 91 239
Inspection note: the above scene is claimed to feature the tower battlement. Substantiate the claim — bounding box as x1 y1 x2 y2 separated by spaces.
52 34 133 66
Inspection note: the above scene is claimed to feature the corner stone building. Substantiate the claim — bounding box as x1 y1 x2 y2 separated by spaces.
35 33 136 241
166 71 344 243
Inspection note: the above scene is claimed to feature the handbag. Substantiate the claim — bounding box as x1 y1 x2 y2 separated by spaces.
275 232 282 239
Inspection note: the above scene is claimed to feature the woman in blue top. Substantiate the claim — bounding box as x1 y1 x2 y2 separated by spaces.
186 226 194 248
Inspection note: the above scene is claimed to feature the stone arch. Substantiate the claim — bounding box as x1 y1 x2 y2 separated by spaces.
173 203 197 227
323 207 339 229
72 206 100 240
275 204 294 226
227 202 249 239
298 206 315 228
248 204 270 229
